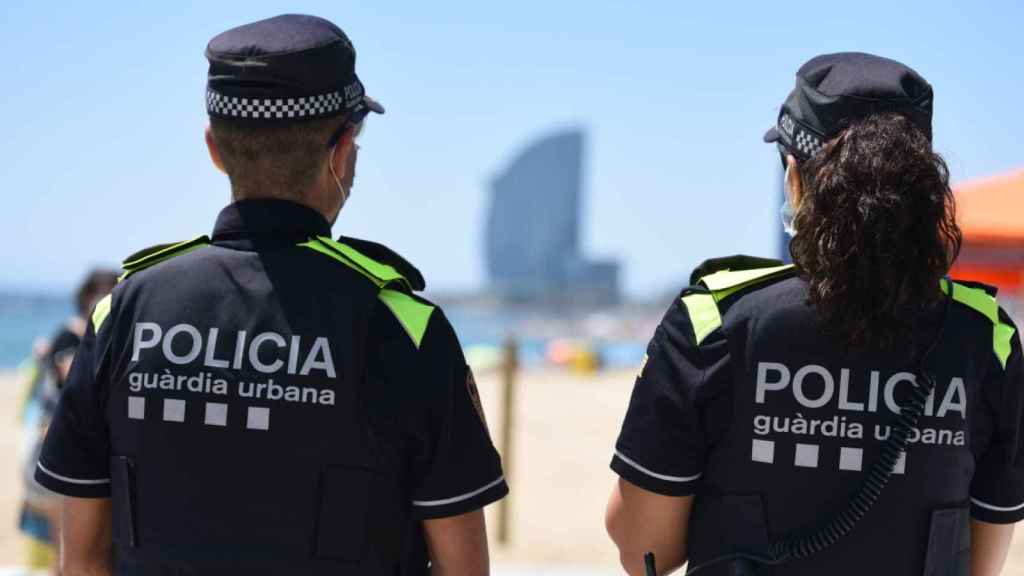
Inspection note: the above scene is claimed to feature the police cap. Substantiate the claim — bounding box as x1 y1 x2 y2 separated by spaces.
763 52 933 161
205 14 385 123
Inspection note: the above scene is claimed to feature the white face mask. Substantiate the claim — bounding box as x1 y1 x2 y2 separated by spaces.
781 163 798 237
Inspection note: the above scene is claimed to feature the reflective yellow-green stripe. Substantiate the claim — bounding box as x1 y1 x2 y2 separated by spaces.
941 279 1016 369
995 323 1016 370
941 279 997 321
91 294 112 332
299 239 386 288
681 293 722 345
378 289 435 348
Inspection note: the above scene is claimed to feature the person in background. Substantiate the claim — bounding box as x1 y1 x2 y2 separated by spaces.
606 53 1023 575
19 268 118 575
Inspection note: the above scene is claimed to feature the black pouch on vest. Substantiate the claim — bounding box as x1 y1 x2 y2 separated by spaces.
109 456 138 548
922 507 970 576
314 466 374 561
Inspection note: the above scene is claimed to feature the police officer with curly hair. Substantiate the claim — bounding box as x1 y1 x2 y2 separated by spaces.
35 14 506 576
606 53 1024 576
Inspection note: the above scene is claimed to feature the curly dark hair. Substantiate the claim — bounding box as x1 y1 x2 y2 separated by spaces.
788 113 962 350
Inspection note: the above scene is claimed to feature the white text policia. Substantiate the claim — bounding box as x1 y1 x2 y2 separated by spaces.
756 362 967 419
131 322 338 378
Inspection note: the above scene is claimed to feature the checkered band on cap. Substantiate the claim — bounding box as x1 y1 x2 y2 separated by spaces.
793 128 824 157
207 90 347 120
777 112 826 159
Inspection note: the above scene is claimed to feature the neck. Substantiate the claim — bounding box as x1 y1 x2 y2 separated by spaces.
227 166 338 223
231 188 335 225
231 185 303 201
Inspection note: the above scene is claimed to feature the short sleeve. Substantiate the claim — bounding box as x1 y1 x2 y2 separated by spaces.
34 307 113 498
367 302 507 519
611 292 731 496
970 311 1024 524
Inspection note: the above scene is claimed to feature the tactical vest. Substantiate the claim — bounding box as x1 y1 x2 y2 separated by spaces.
100 236 434 576
677 258 1011 576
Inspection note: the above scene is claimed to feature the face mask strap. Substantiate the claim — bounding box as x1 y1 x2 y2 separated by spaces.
329 142 349 208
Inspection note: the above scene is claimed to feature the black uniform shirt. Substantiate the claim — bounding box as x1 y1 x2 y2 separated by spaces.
36 199 506 565
613 274 1024 574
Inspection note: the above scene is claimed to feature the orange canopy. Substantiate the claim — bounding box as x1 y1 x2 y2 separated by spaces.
955 169 1024 245
951 168 1024 292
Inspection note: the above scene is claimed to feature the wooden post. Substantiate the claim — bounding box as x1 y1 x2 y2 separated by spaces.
496 336 518 545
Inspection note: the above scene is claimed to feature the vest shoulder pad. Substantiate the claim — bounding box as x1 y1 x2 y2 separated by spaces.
336 235 426 291
300 236 434 346
120 236 211 280
680 257 796 346
299 236 417 293
694 256 796 302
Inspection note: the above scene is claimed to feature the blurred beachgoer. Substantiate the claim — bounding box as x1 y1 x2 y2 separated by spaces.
606 53 1023 576
18 268 117 575
33 14 505 576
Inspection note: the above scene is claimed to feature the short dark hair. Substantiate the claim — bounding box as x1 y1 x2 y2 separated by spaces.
789 113 961 350
76 269 119 315
209 116 343 196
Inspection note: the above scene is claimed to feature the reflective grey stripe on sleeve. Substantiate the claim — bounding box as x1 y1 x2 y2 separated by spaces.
412 476 505 507
614 450 702 483
970 496 1024 513
37 462 111 486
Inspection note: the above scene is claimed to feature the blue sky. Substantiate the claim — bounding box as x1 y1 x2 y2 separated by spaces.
1 1 1021 296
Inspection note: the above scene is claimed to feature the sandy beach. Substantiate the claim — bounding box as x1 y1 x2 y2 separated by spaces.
1 368 1022 573
0 371 29 568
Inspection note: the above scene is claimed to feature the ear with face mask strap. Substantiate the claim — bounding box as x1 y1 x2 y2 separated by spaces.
329 141 350 208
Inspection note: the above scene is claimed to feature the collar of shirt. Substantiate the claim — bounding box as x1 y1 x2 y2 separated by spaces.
211 199 332 250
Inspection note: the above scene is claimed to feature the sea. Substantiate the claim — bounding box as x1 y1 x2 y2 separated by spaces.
0 293 74 369
0 292 649 371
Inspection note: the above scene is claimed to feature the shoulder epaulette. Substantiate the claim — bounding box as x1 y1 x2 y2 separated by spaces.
942 278 1016 369
120 236 211 281
947 278 998 297
300 236 434 347
698 263 796 303
681 256 797 345
689 255 790 285
299 236 416 292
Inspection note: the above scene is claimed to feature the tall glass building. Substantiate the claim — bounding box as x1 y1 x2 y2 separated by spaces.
485 129 620 307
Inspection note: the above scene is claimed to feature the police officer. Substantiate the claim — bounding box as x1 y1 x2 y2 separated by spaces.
35 14 507 576
605 53 1024 575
